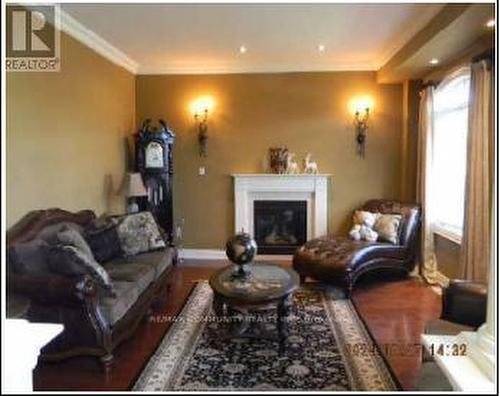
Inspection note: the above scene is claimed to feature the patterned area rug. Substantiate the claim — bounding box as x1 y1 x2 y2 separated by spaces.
134 282 398 391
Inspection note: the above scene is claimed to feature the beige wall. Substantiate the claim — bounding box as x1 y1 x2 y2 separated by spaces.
7 33 136 227
399 79 421 202
136 72 403 249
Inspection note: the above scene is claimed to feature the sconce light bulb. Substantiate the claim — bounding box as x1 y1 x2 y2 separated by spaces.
191 96 215 119
349 96 374 117
486 19 495 28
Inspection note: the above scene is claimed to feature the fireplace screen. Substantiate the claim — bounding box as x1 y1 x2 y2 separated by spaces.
253 200 307 254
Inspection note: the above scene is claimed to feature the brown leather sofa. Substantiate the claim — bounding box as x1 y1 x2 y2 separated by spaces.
293 199 421 297
7 208 177 370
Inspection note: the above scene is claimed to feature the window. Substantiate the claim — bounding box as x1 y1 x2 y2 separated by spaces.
431 68 470 240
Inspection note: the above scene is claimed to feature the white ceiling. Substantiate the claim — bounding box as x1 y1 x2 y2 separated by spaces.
62 3 444 75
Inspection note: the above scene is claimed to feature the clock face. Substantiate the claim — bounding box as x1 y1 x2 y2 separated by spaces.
145 142 164 168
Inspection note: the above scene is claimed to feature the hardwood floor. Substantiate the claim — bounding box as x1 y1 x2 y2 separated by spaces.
33 260 441 391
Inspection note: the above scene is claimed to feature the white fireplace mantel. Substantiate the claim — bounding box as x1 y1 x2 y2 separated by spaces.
232 174 331 242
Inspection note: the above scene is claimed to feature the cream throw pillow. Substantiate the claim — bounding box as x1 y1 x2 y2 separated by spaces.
373 214 402 244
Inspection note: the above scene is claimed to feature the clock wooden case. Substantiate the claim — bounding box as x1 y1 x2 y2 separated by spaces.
135 119 175 244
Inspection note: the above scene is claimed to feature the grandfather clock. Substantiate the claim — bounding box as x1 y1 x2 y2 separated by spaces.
135 119 175 244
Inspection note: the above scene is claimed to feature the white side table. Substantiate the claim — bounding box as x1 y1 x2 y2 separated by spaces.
3 319 64 392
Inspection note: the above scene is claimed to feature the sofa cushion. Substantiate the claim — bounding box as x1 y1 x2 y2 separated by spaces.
361 199 420 247
373 214 402 244
293 236 406 280
294 236 376 278
84 223 123 263
35 222 84 244
107 248 175 280
99 253 171 324
103 262 156 288
111 212 166 257
99 281 148 325
55 226 94 258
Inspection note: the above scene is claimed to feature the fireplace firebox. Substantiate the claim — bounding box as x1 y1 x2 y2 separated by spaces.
253 200 307 254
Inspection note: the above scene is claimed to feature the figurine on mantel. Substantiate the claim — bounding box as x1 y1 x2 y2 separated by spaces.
304 153 319 174
269 146 289 174
286 152 299 174
268 147 319 175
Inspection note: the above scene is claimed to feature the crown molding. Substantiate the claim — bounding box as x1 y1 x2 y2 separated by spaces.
60 10 139 74
137 63 377 75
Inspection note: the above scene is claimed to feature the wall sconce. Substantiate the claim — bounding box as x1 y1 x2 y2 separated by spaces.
191 96 215 157
349 96 374 158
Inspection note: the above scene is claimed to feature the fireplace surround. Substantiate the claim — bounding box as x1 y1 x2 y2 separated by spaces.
233 174 330 256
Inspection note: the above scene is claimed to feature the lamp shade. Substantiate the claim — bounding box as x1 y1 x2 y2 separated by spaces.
125 172 147 197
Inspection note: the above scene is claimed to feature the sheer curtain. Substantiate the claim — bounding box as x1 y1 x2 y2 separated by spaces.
460 59 492 282
432 70 470 239
416 86 443 285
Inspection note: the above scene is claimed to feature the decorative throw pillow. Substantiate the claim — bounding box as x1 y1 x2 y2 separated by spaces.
48 245 116 297
373 214 402 244
36 222 84 244
55 226 94 259
47 227 116 296
84 223 123 263
111 212 166 257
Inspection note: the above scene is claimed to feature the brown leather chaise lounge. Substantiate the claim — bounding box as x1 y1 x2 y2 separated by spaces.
293 199 421 297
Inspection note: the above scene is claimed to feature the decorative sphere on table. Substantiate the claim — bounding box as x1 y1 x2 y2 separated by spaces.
225 232 258 279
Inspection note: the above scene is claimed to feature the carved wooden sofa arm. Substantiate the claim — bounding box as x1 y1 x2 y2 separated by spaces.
9 273 98 306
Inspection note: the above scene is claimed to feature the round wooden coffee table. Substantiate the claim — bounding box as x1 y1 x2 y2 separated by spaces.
209 263 300 352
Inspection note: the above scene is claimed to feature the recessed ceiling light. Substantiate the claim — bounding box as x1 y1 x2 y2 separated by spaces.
318 44 326 53
486 19 495 28
429 58 439 65
239 46 247 54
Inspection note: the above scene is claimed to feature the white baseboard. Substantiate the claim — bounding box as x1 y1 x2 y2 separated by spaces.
179 249 226 260
179 249 292 261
